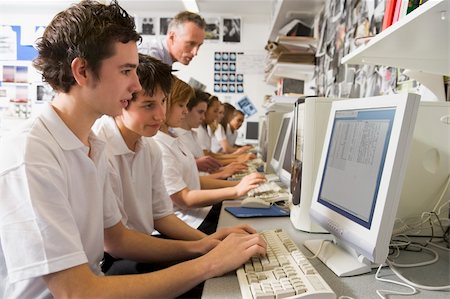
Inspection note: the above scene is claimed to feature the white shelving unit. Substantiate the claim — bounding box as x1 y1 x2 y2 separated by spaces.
268 0 325 41
265 0 324 86
342 0 449 76
265 62 315 85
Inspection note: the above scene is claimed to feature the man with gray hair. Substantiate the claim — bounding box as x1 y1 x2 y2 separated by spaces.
142 11 206 65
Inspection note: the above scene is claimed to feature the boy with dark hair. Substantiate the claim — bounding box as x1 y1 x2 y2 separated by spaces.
0 1 265 297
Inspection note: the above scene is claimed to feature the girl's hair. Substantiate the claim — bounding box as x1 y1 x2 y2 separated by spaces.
220 102 236 130
129 53 173 106
167 76 194 116
33 0 141 93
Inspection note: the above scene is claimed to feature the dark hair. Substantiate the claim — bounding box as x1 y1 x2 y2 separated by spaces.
188 88 210 111
33 0 141 93
130 53 173 106
169 11 206 32
220 102 236 129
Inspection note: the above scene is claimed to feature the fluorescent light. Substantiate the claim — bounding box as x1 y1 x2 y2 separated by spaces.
181 0 199 13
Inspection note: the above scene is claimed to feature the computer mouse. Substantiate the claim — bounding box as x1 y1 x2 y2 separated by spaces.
240 197 271 209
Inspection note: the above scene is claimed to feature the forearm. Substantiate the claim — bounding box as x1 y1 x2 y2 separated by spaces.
154 214 207 241
104 223 203 263
45 260 212 299
172 187 238 208
200 175 237 189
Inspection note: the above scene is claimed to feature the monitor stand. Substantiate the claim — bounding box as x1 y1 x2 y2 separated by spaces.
303 239 373 277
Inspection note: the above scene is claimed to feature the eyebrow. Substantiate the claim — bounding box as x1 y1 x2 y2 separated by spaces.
120 63 138 69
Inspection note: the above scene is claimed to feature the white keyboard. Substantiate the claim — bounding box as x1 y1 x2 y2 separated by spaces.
248 181 282 197
237 229 336 299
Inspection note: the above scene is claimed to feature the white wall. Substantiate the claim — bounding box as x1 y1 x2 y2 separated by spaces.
0 4 276 126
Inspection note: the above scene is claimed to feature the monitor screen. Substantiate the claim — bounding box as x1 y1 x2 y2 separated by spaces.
305 93 420 277
270 113 292 173
245 121 259 141
278 123 294 188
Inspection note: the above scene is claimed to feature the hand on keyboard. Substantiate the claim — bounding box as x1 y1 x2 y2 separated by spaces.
237 229 336 299
248 181 282 197
235 173 267 197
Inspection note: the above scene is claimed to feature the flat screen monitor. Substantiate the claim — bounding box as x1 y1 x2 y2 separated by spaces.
245 121 259 143
278 122 294 189
269 112 292 173
305 93 420 277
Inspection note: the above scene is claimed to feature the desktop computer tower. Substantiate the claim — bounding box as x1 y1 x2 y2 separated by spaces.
290 98 339 233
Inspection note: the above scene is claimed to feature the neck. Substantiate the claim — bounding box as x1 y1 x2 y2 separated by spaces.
51 93 98 146
115 116 140 151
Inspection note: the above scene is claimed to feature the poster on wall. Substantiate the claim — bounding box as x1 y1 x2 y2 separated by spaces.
159 18 173 35
0 26 17 60
222 18 241 43
236 96 257 117
213 51 243 94
204 17 220 40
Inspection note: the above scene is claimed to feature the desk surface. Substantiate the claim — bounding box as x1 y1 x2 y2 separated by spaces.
202 200 450 299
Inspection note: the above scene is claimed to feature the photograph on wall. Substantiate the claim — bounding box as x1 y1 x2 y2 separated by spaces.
160 17 173 35
141 17 156 35
204 17 220 40
222 18 241 43
236 96 256 117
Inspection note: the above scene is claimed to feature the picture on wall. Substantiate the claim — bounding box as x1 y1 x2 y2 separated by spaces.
204 17 220 40
222 18 241 43
160 17 173 35
141 17 156 35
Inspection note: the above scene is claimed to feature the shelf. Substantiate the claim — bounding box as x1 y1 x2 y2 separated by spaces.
268 0 325 41
265 62 314 85
342 0 449 76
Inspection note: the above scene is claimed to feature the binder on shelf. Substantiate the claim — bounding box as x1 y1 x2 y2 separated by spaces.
382 0 397 31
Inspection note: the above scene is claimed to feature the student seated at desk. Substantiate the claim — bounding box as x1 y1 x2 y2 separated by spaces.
154 76 265 233
94 54 256 275
172 90 247 179
0 2 266 298
212 102 253 154
193 90 255 164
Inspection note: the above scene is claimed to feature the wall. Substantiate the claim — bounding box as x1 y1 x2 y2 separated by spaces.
0 4 277 137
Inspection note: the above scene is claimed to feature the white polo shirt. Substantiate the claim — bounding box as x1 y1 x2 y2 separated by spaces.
0 103 122 298
225 123 238 146
93 116 173 235
211 124 226 153
171 127 204 158
193 124 212 151
153 131 211 229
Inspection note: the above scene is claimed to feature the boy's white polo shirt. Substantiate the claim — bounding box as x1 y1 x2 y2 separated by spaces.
153 131 211 229
0 103 122 298
93 116 173 235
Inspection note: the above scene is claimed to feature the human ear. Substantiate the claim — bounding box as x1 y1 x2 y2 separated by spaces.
71 57 89 86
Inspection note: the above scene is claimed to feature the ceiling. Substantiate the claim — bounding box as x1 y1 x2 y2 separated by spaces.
0 0 274 17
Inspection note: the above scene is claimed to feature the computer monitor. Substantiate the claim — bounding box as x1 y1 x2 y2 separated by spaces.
244 121 259 144
304 93 420 277
278 121 294 189
269 112 293 174
262 111 284 170
290 98 338 233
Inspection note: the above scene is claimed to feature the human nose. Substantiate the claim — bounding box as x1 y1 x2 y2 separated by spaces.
131 71 142 94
